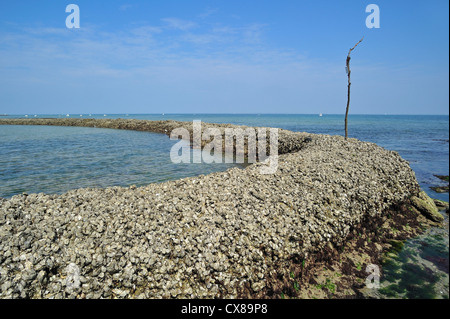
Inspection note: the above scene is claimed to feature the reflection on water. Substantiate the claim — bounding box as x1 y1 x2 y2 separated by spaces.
0 125 243 198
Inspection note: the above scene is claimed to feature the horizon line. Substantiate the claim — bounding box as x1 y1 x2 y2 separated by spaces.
2 113 449 117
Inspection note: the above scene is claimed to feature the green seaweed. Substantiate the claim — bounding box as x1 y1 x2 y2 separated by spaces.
389 240 405 253
316 278 336 294
356 262 362 271
380 262 441 299
379 283 406 297
379 229 448 299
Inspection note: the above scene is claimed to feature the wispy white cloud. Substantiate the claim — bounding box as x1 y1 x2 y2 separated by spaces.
0 17 315 75
161 18 197 31
119 4 134 11
241 23 267 44
198 7 219 19
0 17 344 113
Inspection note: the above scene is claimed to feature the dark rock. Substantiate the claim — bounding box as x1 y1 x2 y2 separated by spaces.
430 186 449 193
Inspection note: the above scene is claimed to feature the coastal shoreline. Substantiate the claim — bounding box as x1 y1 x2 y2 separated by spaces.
0 118 446 298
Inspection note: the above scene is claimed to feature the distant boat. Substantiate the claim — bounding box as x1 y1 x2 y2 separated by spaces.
66 114 70 117
319 113 323 117
104 114 107 117
25 115 28 117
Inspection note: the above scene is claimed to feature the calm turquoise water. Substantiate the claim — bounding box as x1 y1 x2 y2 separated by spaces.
0 114 448 202
0 123 241 198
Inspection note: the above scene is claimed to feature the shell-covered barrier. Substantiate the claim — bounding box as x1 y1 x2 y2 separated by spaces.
0 118 420 298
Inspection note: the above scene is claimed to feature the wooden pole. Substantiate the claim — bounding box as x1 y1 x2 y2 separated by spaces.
345 37 363 139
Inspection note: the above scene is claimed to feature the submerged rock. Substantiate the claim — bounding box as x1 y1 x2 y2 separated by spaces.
430 186 449 193
434 175 449 182
431 175 449 193
433 199 449 211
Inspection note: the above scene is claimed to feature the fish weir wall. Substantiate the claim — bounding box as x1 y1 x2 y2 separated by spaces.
0 118 421 298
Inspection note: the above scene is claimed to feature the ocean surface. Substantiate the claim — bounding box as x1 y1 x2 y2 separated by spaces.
1 114 448 202
0 113 448 299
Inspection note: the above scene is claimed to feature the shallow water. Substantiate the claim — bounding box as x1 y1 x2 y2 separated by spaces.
0 124 242 198
369 212 449 299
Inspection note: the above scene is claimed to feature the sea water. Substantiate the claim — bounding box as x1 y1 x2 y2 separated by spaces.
0 123 242 198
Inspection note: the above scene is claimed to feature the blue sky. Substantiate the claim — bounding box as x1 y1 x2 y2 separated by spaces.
0 0 448 115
